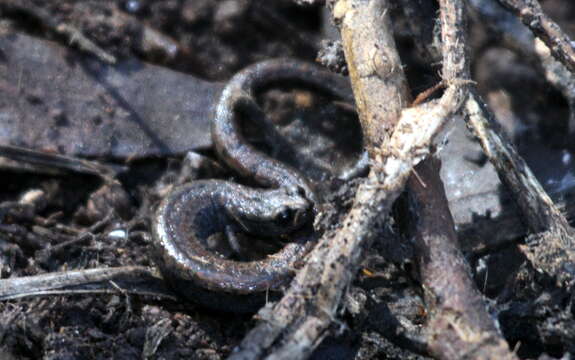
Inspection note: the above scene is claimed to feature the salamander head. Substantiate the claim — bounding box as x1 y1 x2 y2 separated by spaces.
227 185 313 236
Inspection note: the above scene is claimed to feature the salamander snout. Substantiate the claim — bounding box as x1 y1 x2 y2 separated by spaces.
271 191 312 230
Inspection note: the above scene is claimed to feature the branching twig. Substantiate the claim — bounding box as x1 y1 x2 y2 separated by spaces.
404 1 516 358
496 0 575 74
228 0 473 358
431 0 575 287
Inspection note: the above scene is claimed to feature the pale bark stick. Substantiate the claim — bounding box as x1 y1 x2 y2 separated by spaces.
0 266 174 300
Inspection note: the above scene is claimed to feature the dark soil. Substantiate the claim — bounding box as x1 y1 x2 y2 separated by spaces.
0 0 574 359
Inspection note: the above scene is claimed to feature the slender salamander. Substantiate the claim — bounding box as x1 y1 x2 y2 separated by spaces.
152 59 353 311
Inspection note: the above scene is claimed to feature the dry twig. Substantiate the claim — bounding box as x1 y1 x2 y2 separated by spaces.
409 159 516 359
1 0 116 64
404 0 516 358
496 0 575 73
0 266 174 301
533 39 575 138
0 144 125 184
454 1 575 282
468 0 575 141
408 0 575 287
465 91 575 286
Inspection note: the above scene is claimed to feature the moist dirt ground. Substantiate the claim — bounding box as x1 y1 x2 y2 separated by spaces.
0 1 574 359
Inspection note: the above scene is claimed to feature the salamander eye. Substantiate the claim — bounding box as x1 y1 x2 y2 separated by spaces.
286 185 306 198
275 208 294 225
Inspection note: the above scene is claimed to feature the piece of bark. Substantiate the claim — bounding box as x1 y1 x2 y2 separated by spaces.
0 33 218 159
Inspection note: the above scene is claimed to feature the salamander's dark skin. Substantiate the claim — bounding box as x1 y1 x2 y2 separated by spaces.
212 59 354 205
152 59 352 311
153 180 315 311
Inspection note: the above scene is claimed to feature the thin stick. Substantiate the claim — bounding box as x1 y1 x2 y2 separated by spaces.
496 0 575 73
409 158 516 359
465 91 575 286
0 144 125 183
0 266 174 301
0 0 116 64
468 0 575 139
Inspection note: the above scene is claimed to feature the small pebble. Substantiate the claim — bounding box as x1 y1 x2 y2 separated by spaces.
108 229 127 240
